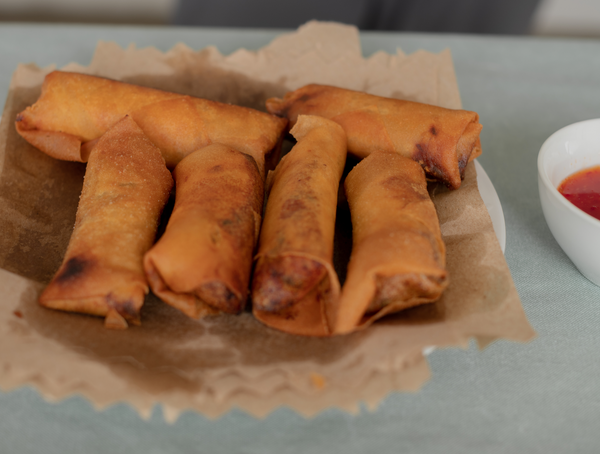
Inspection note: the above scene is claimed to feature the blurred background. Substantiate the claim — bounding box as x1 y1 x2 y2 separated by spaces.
0 0 598 38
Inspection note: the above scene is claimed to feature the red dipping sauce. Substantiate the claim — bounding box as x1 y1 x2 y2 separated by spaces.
558 165 600 221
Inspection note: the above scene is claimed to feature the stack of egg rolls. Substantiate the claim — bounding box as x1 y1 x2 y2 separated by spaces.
24 75 479 334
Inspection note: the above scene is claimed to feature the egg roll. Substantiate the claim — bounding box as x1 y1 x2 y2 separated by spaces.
334 151 448 334
15 70 287 176
39 116 174 329
251 115 346 336
144 143 264 318
266 84 482 189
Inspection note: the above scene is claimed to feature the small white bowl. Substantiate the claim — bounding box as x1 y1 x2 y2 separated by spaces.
538 118 600 286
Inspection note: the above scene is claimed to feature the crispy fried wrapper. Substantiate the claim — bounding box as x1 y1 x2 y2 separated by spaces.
334 151 448 334
266 84 482 189
15 70 288 176
144 143 264 318
39 116 174 329
252 115 347 336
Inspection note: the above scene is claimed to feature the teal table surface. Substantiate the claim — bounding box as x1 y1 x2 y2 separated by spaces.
1 23 600 454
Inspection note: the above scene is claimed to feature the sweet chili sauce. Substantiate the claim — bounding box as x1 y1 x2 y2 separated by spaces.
558 165 600 221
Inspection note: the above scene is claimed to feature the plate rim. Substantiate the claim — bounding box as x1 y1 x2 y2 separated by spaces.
474 160 506 253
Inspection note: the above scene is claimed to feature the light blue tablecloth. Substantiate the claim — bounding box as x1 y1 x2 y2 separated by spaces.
1 24 600 453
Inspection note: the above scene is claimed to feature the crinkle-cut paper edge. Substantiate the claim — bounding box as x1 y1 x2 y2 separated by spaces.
0 263 453 422
0 259 524 422
9 20 461 109
52 21 460 110
0 346 432 422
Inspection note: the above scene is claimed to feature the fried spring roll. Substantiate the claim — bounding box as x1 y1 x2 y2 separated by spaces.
16 71 287 176
252 115 346 336
144 143 264 318
334 151 448 334
266 84 482 189
39 116 173 329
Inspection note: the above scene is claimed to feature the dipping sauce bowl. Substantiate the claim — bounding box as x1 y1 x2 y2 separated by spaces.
538 118 600 287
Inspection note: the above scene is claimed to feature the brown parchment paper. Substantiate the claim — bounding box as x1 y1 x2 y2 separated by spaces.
0 21 535 420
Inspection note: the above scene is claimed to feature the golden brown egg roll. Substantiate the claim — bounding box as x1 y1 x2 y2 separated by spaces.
39 116 174 329
15 70 287 176
266 84 482 189
251 115 347 336
334 151 448 334
144 143 264 318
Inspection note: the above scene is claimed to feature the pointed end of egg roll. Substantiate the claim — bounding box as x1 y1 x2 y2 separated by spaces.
368 272 448 314
265 96 286 117
251 255 339 337
265 85 324 126
38 253 147 329
15 117 86 162
39 285 146 329
105 309 129 329
334 270 448 335
457 121 483 177
252 255 327 312
144 255 240 319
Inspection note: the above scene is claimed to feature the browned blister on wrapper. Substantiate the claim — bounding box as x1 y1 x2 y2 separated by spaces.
252 115 347 336
144 144 264 318
334 151 448 334
39 116 174 329
266 84 482 189
15 70 288 177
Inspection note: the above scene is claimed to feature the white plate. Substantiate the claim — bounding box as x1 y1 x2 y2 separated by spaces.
424 161 505 357
475 160 506 253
